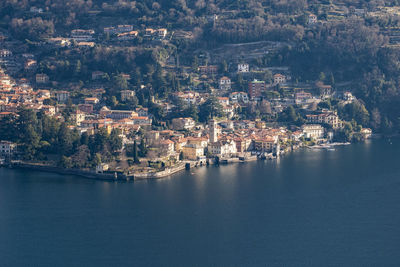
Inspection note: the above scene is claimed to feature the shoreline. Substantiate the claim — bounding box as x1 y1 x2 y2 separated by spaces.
4 163 123 181
1 139 379 181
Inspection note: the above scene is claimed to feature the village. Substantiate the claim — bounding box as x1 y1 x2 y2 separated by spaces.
0 52 373 179
0 3 382 179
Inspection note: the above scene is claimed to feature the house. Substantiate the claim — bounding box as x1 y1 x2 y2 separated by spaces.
104 27 117 35
253 136 278 152
182 144 204 160
255 120 266 129
135 107 148 117
223 105 235 119
71 29 95 42
0 49 12 58
308 14 317 24
145 28 156 37
219 77 231 90
0 112 16 119
186 136 208 148
131 116 152 125
77 42 95 47
37 90 51 98
295 91 312 104
159 139 175 156
0 141 16 157
92 71 105 80
175 91 199 105
42 105 56 116
84 97 99 105
24 59 37 70
54 91 70 103
116 25 134 33
343 91 355 102
172 117 196 131
36 74 49 84
198 65 218 75
288 130 302 141
302 124 324 140
96 163 109 173
218 97 229 107
120 90 135 101
248 79 265 99
117 31 139 41
316 83 332 99
30 6 43 13
234 136 253 153
145 131 160 144
208 140 237 157
172 136 187 152
70 110 86 126
229 92 249 103
306 111 342 129
238 63 249 73
273 74 286 84
361 128 372 139
92 88 106 98
78 104 93 114
104 110 139 120
46 37 71 47
157 28 168 39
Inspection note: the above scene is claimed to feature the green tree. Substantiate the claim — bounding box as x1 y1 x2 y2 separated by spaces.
138 140 147 157
109 129 122 152
133 140 140 164
198 96 224 122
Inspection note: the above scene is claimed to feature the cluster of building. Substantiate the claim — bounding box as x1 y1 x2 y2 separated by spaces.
0 37 372 172
138 116 337 161
0 66 153 140
0 62 347 163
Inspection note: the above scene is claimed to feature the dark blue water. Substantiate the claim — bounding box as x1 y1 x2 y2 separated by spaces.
1 138 400 266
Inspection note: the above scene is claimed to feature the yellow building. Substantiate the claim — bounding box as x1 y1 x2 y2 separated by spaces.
182 145 204 160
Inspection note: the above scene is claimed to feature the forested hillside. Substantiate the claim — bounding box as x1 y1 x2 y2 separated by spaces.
1 0 400 133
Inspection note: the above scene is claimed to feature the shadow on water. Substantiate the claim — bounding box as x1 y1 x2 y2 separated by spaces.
0 138 400 266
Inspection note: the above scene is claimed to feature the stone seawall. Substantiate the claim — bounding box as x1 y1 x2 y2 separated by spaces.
133 164 187 179
11 163 119 181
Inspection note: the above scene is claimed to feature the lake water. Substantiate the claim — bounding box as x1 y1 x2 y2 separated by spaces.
1 138 400 266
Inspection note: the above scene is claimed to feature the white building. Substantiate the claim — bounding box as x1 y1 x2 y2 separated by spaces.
172 117 196 131
308 14 317 24
229 92 249 103
208 140 237 157
120 90 136 101
116 25 134 33
36 74 49 84
0 141 16 157
96 163 109 173
343 91 355 102
273 74 286 84
238 63 249 73
0 49 12 58
157 28 168 39
219 77 231 90
54 91 70 103
302 124 324 140
71 29 95 42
